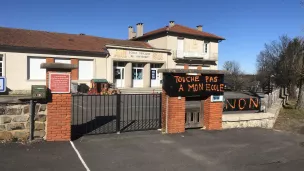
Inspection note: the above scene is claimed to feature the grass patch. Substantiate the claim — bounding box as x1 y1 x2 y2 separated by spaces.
274 100 304 134
281 101 304 119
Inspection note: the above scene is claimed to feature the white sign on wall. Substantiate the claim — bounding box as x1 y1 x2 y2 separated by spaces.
113 49 164 61
128 51 150 58
0 77 6 93
211 95 224 102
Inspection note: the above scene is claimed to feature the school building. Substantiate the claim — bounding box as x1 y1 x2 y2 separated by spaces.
0 21 224 94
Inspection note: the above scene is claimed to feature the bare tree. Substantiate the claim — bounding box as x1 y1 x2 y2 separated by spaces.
256 35 304 109
288 38 304 109
256 36 294 95
222 61 244 91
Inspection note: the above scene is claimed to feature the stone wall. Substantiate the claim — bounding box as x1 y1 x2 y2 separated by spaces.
0 103 46 142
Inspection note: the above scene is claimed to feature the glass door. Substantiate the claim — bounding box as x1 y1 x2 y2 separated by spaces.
151 63 162 87
114 67 125 88
132 63 144 88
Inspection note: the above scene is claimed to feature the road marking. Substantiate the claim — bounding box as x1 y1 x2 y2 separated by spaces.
70 141 91 171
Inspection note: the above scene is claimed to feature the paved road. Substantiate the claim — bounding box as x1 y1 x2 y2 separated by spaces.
1 128 304 171
0 142 84 171
74 128 304 171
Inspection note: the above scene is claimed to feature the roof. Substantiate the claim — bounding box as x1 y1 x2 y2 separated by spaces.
0 27 153 54
132 24 225 40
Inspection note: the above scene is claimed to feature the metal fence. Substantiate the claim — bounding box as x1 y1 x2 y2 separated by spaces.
71 94 162 139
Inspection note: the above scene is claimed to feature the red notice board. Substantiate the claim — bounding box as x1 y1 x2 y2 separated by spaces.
49 72 71 93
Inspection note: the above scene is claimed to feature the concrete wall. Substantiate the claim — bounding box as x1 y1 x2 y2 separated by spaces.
147 36 167 49
166 35 219 69
1 47 170 93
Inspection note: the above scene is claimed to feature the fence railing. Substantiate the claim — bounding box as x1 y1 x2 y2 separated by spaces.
71 94 162 139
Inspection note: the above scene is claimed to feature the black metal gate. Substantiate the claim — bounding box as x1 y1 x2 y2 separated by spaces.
71 94 162 139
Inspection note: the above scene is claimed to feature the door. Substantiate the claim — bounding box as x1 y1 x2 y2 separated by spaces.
151 68 159 87
114 67 125 88
132 63 144 88
132 67 143 87
151 63 162 87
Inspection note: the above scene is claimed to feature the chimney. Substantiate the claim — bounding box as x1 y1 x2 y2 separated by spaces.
169 21 175 27
136 23 144 37
128 26 136 39
196 25 203 31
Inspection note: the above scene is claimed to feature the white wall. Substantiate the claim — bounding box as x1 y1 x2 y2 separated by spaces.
1 48 171 93
1 51 97 92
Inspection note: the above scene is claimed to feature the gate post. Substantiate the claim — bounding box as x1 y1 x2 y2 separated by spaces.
41 62 77 141
116 94 121 134
203 96 223 130
159 69 225 133
161 90 186 133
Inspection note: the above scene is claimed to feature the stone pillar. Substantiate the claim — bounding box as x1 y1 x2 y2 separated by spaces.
71 59 79 80
143 63 151 88
203 96 223 130
162 90 186 133
125 62 132 88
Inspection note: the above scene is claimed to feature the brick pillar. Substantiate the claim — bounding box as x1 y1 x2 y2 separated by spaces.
46 70 72 141
184 64 189 69
162 90 186 133
46 57 54 63
71 59 79 80
203 96 222 130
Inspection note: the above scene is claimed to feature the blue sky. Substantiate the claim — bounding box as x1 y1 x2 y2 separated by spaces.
1 0 303 73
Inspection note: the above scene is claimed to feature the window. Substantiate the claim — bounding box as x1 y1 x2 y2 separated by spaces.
28 57 46 80
55 58 71 64
0 55 3 76
177 38 184 51
79 60 93 80
132 63 144 80
151 63 162 68
132 68 143 80
133 63 144 67
204 42 209 53
114 62 126 67
114 68 124 79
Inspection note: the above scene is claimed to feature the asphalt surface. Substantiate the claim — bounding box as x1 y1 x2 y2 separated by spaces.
0 142 84 171
74 128 304 171
1 128 304 171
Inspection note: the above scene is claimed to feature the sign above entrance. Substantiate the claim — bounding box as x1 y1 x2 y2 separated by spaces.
163 73 224 97
113 49 164 61
129 51 150 58
49 72 70 93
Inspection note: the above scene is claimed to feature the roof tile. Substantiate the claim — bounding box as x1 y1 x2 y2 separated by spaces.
0 27 153 54
133 24 225 40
